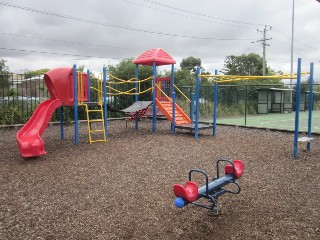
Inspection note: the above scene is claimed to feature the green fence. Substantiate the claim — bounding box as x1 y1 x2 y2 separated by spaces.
1 72 320 133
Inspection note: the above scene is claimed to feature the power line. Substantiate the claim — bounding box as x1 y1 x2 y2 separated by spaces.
0 47 120 59
120 0 260 29
141 0 264 27
0 1 255 41
272 28 319 52
0 32 140 51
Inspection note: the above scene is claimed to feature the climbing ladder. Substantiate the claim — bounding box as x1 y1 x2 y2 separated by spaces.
82 102 106 144
77 71 106 144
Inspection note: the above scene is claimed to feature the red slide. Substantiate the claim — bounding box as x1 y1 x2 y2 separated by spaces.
16 67 86 158
16 99 62 158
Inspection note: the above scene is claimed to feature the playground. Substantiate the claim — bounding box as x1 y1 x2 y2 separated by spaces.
1 48 319 239
1 120 320 239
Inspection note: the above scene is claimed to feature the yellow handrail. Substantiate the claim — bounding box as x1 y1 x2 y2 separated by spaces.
200 72 310 82
155 84 172 102
138 76 153 83
173 84 191 102
138 87 153 95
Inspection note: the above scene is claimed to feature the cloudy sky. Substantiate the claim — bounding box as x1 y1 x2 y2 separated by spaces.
0 0 319 80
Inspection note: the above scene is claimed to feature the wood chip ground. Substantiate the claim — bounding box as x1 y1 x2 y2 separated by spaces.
0 119 319 239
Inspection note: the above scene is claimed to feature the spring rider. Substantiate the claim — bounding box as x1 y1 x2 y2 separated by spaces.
173 159 244 215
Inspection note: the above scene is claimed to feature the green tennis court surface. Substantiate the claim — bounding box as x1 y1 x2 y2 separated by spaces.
205 111 320 133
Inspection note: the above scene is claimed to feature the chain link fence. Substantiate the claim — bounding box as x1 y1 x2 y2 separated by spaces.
1 72 319 133
175 83 320 133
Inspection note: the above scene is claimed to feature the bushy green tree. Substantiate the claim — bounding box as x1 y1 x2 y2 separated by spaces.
107 58 153 107
219 53 284 109
108 58 152 80
25 68 50 79
0 59 10 89
180 56 201 72
0 59 9 73
221 53 282 85
174 68 195 86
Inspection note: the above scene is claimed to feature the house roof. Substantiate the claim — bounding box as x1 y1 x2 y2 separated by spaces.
133 48 176 66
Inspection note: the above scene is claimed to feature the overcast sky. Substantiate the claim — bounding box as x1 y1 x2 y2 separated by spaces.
0 0 319 80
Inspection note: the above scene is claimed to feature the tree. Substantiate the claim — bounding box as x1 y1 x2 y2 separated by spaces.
0 59 10 89
180 56 201 72
25 68 50 79
222 53 282 84
0 59 9 73
107 58 153 106
108 58 152 80
219 53 284 109
222 53 264 76
174 68 195 86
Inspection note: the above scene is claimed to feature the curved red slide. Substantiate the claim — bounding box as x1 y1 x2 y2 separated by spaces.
16 98 62 158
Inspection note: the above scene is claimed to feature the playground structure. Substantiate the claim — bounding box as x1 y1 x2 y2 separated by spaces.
16 48 213 158
15 45 315 160
16 68 88 158
173 159 244 215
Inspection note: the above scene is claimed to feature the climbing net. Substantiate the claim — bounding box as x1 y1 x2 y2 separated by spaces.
94 73 153 96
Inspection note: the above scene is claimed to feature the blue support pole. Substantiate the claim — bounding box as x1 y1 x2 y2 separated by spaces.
307 62 314 151
135 64 139 130
293 58 302 159
195 67 200 139
103 67 108 137
73 64 79 145
59 106 64 140
172 92 176 134
152 62 157 132
87 69 91 102
190 93 195 122
171 64 176 133
213 69 218 137
171 64 175 97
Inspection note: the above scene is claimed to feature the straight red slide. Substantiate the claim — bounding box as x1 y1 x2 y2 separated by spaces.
16 98 62 158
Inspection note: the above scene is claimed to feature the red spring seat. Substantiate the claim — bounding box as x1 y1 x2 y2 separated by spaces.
224 160 244 179
173 181 199 202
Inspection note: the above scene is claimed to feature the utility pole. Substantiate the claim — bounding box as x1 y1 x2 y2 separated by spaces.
255 25 272 76
290 0 295 82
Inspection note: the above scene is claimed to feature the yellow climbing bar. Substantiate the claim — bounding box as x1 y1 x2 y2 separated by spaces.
107 86 137 95
200 72 310 83
155 84 171 102
174 84 191 102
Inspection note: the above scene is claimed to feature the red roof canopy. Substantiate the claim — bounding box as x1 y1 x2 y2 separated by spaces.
134 48 176 66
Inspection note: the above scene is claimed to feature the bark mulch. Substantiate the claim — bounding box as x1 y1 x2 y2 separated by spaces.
0 119 319 239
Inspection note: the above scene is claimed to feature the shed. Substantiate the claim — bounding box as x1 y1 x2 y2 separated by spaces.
255 88 293 114
299 91 320 111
